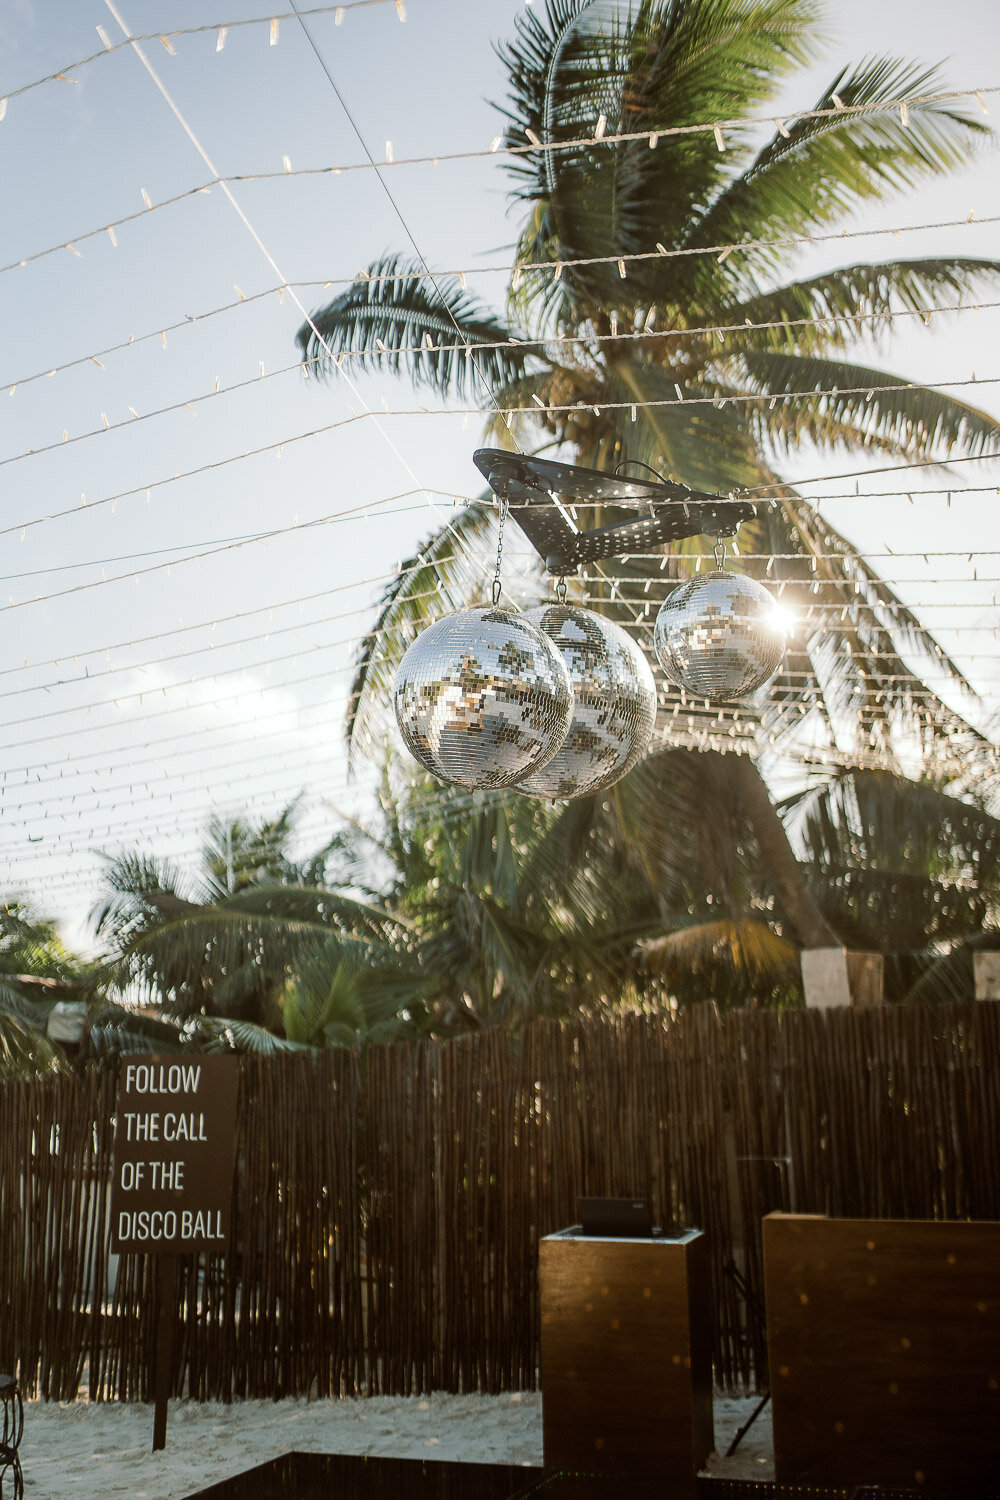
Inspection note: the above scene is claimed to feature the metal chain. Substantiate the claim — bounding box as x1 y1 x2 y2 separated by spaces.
556 575 568 604
714 537 727 571
491 497 508 605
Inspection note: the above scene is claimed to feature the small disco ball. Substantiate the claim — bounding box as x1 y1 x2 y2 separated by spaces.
516 604 657 799
653 571 786 701
393 606 573 790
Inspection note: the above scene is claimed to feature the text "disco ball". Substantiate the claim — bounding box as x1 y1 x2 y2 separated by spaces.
516 604 656 799
653 571 786 701
393 606 573 790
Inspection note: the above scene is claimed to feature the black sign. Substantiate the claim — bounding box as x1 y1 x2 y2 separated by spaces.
111 1054 239 1254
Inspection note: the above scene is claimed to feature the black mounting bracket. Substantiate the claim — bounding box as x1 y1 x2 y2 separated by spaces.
473 448 756 575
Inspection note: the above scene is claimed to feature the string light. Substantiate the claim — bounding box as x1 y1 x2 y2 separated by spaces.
0 3 398 113
1 418 456 543
8 288 998 433
1 629 371 734
9 697 989 891
4 3 999 921
5 137 999 279
6 542 992 721
7 377 998 549
6 655 985 798
8 525 995 697
103 0 471 578
6 618 994 743
7 682 986 863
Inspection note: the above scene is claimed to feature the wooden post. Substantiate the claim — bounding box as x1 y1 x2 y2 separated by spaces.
801 948 884 1008
973 950 1000 999
152 1253 178 1452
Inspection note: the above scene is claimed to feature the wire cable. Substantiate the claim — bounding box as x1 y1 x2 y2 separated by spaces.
7 216 1000 395
0 3 397 110
8 296 1000 475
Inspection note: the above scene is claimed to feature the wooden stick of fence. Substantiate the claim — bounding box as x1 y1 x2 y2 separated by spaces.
1 1003 998 1402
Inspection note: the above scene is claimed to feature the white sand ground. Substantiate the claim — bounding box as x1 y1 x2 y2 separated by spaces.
18 1391 773 1498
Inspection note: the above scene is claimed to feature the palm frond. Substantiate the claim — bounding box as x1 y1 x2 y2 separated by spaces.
91 851 196 945
604 358 764 490
0 1008 65 1080
640 916 800 987
498 0 822 268
297 253 531 398
103 883 404 1025
732 348 1000 460
201 799 303 899
782 767 1000 948
901 929 1000 1005
345 503 500 764
86 1000 187 1060
686 57 993 273
727 259 1000 356
188 1015 301 1055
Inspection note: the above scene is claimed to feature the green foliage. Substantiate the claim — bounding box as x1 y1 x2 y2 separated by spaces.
292 2 1000 1013
94 803 417 1046
785 769 1000 953
297 0 998 786
0 901 98 1077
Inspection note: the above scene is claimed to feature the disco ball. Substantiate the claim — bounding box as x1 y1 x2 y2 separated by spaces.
516 604 656 799
653 571 786 701
393 606 573 790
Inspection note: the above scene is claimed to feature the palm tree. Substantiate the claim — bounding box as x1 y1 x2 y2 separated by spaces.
0 900 98 1076
330 753 826 1020
330 767 664 1027
782 767 1000 998
94 803 417 1044
297 0 1000 957
350 752 1000 1019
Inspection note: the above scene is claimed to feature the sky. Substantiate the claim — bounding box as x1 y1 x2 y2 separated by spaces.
2 0 999 949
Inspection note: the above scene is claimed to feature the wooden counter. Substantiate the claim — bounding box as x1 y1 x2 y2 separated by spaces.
539 1229 713 1477
763 1212 1000 1491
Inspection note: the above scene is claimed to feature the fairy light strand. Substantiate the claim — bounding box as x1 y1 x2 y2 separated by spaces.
7 698 993 841
7 523 999 693
7 213 1000 396
4 72 992 177
8 296 1000 473
5 377 1000 556
5 154 998 281
4 663 991 787
8 586 998 734
4 556 995 743
98 0 476 578
8 684 991 854
0 2 398 110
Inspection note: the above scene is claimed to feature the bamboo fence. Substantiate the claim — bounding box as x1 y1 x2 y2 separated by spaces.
1 1002 997 1402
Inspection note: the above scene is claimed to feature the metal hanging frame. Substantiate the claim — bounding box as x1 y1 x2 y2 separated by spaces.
473 448 757 576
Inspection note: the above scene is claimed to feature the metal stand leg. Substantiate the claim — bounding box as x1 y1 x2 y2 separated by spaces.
721 1258 771 1457
725 1390 771 1457
0 1375 24 1500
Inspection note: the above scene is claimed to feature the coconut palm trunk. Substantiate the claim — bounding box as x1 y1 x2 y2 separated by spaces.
725 754 839 948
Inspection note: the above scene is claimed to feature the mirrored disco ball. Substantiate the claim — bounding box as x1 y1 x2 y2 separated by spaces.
393 606 573 790
653 571 786 701
516 604 657 799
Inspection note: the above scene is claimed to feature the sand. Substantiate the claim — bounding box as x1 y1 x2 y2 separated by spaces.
16 1390 773 1497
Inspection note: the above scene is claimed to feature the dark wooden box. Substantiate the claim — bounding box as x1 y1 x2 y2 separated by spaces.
539 1228 713 1476
763 1212 1000 1491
